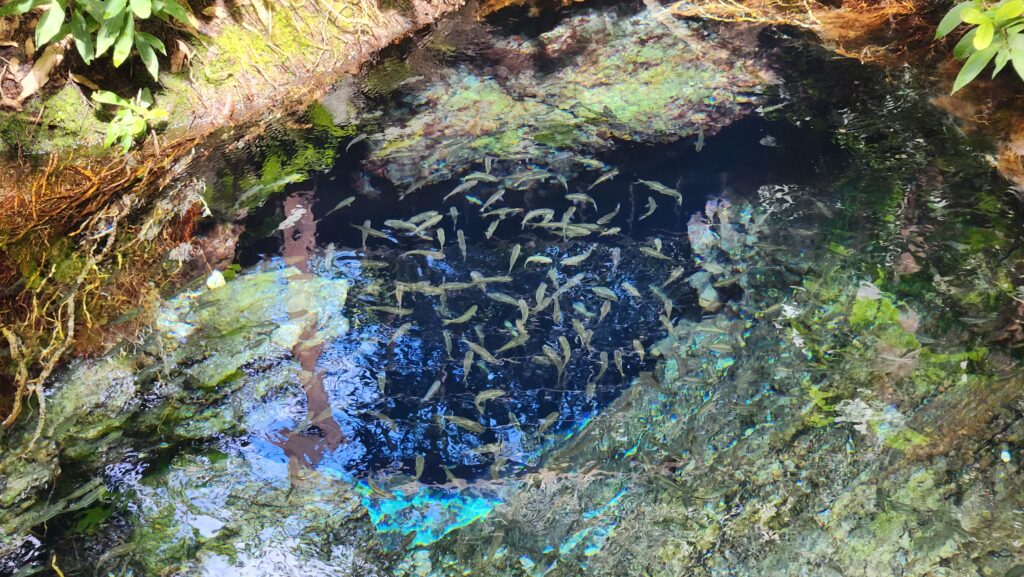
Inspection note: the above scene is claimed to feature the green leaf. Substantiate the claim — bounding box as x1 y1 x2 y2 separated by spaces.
937 2 973 38
0 0 47 16
92 89 129 106
1012 47 1024 81
78 0 105 19
111 11 134 66
102 0 127 19
995 0 1024 21
157 0 190 24
35 0 66 47
952 43 999 92
975 20 995 49
954 28 978 59
129 0 150 18
135 34 159 79
993 46 1011 76
136 30 165 54
962 6 987 24
70 10 94 63
95 11 124 56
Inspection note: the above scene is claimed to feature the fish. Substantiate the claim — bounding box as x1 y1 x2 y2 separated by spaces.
708 342 734 353
463 339 500 364
571 318 591 348
345 133 368 152
443 305 478 325
663 266 687 287
487 291 521 306
596 204 620 225
598 300 612 324
447 415 486 434
457 229 467 262
437 228 446 249
462 351 474 382
449 206 459 224
636 179 682 205
352 220 389 247
443 330 453 357
511 169 553 188
522 209 555 227
632 339 646 362
559 335 572 366
390 322 413 343
483 207 523 219
475 389 506 414
496 331 529 353
649 285 674 317
485 219 500 239
367 306 413 316
659 314 675 333
415 455 425 480
517 298 530 325
542 345 565 381
552 298 562 323
508 244 522 273
409 210 441 224
377 372 387 393
444 179 479 202
591 286 619 301
561 246 595 267
599 227 621 237
438 282 474 291
481 189 506 212
595 351 609 383
620 281 642 298
525 255 553 266
385 219 419 232
639 197 658 220
573 302 595 319
695 127 705 152
639 246 673 260
588 168 619 190
411 214 444 235
538 411 559 434
400 249 446 259
322 195 355 218
470 272 514 287
464 171 500 183
535 282 548 307
654 238 663 252
611 247 621 271
422 379 443 402
614 349 625 377
367 477 396 498
565 193 597 210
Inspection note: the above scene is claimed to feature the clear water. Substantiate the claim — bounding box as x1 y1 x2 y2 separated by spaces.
5 5 1024 577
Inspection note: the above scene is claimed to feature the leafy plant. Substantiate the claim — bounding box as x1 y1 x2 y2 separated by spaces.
91 88 168 151
936 0 1024 92
0 0 194 80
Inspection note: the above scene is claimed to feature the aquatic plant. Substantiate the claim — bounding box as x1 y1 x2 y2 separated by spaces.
0 0 194 80
936 0 1024 92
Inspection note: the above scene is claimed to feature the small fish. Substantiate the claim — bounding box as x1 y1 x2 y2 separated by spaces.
660 314 674 333
377 371 387 393
538 411 559 434
439 281 474 291
447 415 486 434
596 204 620 225
572 318 590 347
535 282 548 307
444 179 479 202
525 255 553 266
695 127 705 152
437 228 446 249
620 281 641 297
561 246 594 267
565 193 597 210
614 349 625 377
409 210 441 224
464 171 500 183
462 350 474 382
599 227 621 237
449 206 460 224
481 189 506 212
496 332 529 354
632 339 646 362
368 306 413 316
552 298 562 324
483 207 523 220
475 389 507 414
573 302 595 319
352 220 389 247
591 286 619 301
639 246 673 260
390 322 413 343
522 209 556 228
598 300 612 324
650 285 674 317
367 477 396 498
588 168 619 190
443 305 478 325
636 179 682 205
663 267 687 287
422 379 443 402
595 351 609 383
400 249 446 259
654 238 663 252
485 219 500 240
639 197 658 220
487 291 521 306
542 345 565 381
385 219 419 232
345 133 368 152
322 195 355 218
470 272 514 286
511 169 553 188
517 298 530 325
708 342 734 354
611 247 621 271
508 244 522 274
559 335 572 366
443 330 453 357
411 214 444 235
463 339 500 364
415 455 425 480
457 229 467 262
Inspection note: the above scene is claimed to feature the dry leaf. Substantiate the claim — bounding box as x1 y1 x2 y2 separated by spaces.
24 36 34 59
170 39 194 74
17 41 65 102
894 252 921 276
69 73 99 90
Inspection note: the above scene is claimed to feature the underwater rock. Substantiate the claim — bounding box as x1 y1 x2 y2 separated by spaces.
366 6 774 188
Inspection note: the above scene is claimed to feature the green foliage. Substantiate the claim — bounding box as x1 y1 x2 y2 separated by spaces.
91 88 168 152
0 0 193 80
936 0 1024 92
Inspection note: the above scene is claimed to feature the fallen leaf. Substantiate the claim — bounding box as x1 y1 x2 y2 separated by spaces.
169 39 193 74
894 252 921 276
69 73 99 90
18 41 65 102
